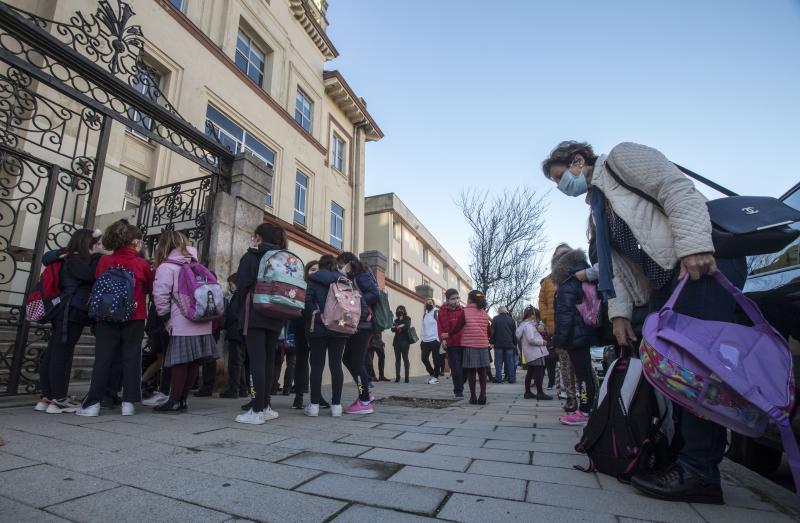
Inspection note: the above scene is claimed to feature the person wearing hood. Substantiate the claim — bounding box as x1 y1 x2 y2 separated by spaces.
233 223 287 425
551 244 599 426
304 254 350 417
337 251 379 415
150 231 215 413
542 141 747 504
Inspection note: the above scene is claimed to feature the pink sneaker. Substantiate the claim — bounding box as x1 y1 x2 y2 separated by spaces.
559 411 589 426
344 399 374 415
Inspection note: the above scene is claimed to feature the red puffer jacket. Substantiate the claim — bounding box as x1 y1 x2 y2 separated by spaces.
95 247 154 321
437 304 464 348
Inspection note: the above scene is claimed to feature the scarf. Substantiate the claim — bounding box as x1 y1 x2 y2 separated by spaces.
590 188 616 300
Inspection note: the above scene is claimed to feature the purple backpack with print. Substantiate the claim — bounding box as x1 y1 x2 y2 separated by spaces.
164 259 225 322
640 271 800 493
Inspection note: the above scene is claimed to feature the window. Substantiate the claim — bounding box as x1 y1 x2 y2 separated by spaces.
127 66 161 138
443 266 449 282
295 89 313 132
205 105 275 206
422 277 430 287
331 133 345 173
330 202 344 249
393 260 400 282
169 0 185 11
393 221 401 241
294 171 308 225
422 247 429 265
123 175 146 210
235 31 265 86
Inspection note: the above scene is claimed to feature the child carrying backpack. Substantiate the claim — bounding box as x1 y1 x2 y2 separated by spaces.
76 221 153 417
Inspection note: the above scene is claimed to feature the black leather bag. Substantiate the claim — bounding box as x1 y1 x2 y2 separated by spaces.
604 163 800 258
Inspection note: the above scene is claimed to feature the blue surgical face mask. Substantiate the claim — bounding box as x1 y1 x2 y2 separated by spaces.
557 168 588 197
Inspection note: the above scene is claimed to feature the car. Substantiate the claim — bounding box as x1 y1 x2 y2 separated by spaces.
590 345 617 378
729 181 800 475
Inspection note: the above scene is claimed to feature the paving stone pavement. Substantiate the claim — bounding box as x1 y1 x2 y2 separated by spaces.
1 379 799 522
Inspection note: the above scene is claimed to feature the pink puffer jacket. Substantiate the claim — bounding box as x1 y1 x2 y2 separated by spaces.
461 304 491 349
153 246 213 337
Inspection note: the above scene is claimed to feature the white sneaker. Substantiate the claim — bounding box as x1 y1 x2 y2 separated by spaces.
235 408 265 425
427 377 439 385
304 403 319 417
142 392 169 406
559 392 567 400
75 403 100 417
330 404 343 417
34 399 51 412
47 398 79 414
121 402 135 416
263 407 279 420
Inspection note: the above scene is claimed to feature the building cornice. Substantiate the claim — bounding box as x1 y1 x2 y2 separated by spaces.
262 211 340 256
323 70 384 141
288 0 338 60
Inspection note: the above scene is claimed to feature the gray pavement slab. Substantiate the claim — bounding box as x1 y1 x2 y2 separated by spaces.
438 493 616 523
180 478 346 522
0 451 39 472
297 472 446 514
90 461 227 498
193 439 302 462
396 431 486 448
281 451 401 479
376 423 452 435
467 459 600 488
0 464 117 508
389 465 527 501
337 433 432 452
360 447 471 472
532 451 587 469
332 504 437 522
47 486 230 523
691 503 797 522
425 443 530 464
0 495 71 522
192 455 321 489
271 437 370 457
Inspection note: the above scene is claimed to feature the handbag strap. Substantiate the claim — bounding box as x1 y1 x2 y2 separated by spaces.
672 163 738 197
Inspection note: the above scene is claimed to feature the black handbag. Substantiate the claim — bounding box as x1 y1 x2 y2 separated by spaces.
604 162 800 258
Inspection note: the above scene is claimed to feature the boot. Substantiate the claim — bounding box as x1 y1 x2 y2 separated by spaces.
153 399 182 413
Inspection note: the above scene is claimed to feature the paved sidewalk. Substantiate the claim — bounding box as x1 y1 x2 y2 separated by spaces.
1 379 798 522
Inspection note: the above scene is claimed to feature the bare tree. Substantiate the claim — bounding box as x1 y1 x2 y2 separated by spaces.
457 187 549 315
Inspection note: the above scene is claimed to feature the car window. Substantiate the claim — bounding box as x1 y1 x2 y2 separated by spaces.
748 186 800 275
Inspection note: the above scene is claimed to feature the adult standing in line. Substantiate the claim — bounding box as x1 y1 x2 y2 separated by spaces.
438 288 465 398
419 298 441 384
537 274 558 390
542 141 746 504
233 223 286 425
368 331 389 382
390 306 412 383
490 306 517 384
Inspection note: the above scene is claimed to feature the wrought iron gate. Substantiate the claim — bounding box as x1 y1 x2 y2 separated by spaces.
0 0 233 394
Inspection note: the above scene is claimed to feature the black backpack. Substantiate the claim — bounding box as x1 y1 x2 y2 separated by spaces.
574 356 675 482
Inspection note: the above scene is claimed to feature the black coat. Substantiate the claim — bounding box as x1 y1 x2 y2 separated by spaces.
551 248 598 350
304 269 350 338
234 242 283 333
224 288 244 343
42 249 101 325
391 316 412 348
490 313 517 349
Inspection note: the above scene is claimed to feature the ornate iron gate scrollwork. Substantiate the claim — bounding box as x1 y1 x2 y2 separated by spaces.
0 0 233 394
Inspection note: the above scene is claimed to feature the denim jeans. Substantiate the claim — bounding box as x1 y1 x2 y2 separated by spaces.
649 257 747 482
447 347 464 395
494 347 516 382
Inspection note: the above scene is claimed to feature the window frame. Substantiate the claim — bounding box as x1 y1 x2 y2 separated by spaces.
393 221 401 241
295 88 314 133
294 170 309 225
329 201 344 249
392 260 401 282
422 247 429 265
169 0 185 12
235 30 266 87
331 133 346 173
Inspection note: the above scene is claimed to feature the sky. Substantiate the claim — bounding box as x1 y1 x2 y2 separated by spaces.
326 0 800 282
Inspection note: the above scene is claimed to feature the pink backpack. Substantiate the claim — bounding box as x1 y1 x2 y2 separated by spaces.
321 277 362 335
576 281 602 327
164 259 225 321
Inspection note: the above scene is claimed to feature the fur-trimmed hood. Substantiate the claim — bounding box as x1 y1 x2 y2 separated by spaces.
551 248 590 284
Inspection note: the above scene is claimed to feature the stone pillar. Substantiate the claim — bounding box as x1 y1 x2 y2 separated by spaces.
360 250 387 289
415 284 433 300
207 152 273 281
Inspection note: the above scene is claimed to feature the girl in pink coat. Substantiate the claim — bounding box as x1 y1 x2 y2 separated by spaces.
152 231 215 413
449 290 492 405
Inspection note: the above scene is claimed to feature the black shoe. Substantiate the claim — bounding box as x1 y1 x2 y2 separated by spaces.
319 398 330 409
241 399 253 411
469 398 478 405
179 397 188 411
478 395 486 405
631 464 724 505
454 392 464 399
194 389 212 397
524 391 535 399
508 380 516 385
153 399 182 413
404 377 409 383
281 388 290 396
536 393 554 400
292 397 303 410
395 377 400 383
219 389 239 399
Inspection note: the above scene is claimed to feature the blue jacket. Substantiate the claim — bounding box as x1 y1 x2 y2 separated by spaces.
490 313 517 349
352 270 379 331
551 248 598 350
304 269 350 338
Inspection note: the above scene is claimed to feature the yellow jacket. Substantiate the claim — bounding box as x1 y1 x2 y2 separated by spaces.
538 275 556 333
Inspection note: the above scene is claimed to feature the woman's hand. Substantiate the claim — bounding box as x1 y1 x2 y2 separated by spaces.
612 317 637 347
679 253 717 281
575 270 588 282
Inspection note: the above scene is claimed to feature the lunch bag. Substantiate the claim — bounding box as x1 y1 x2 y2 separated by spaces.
163 259 225 321
640 270 800 492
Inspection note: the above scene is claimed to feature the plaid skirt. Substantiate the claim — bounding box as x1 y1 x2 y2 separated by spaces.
462 348 490 369
165 334 216 367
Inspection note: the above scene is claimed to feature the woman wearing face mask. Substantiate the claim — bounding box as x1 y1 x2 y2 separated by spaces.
541 141 746 505
438 289 465 398
337 252 379 414
390 305 412 383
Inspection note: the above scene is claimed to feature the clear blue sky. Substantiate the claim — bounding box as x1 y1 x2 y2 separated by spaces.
327 0 800 279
